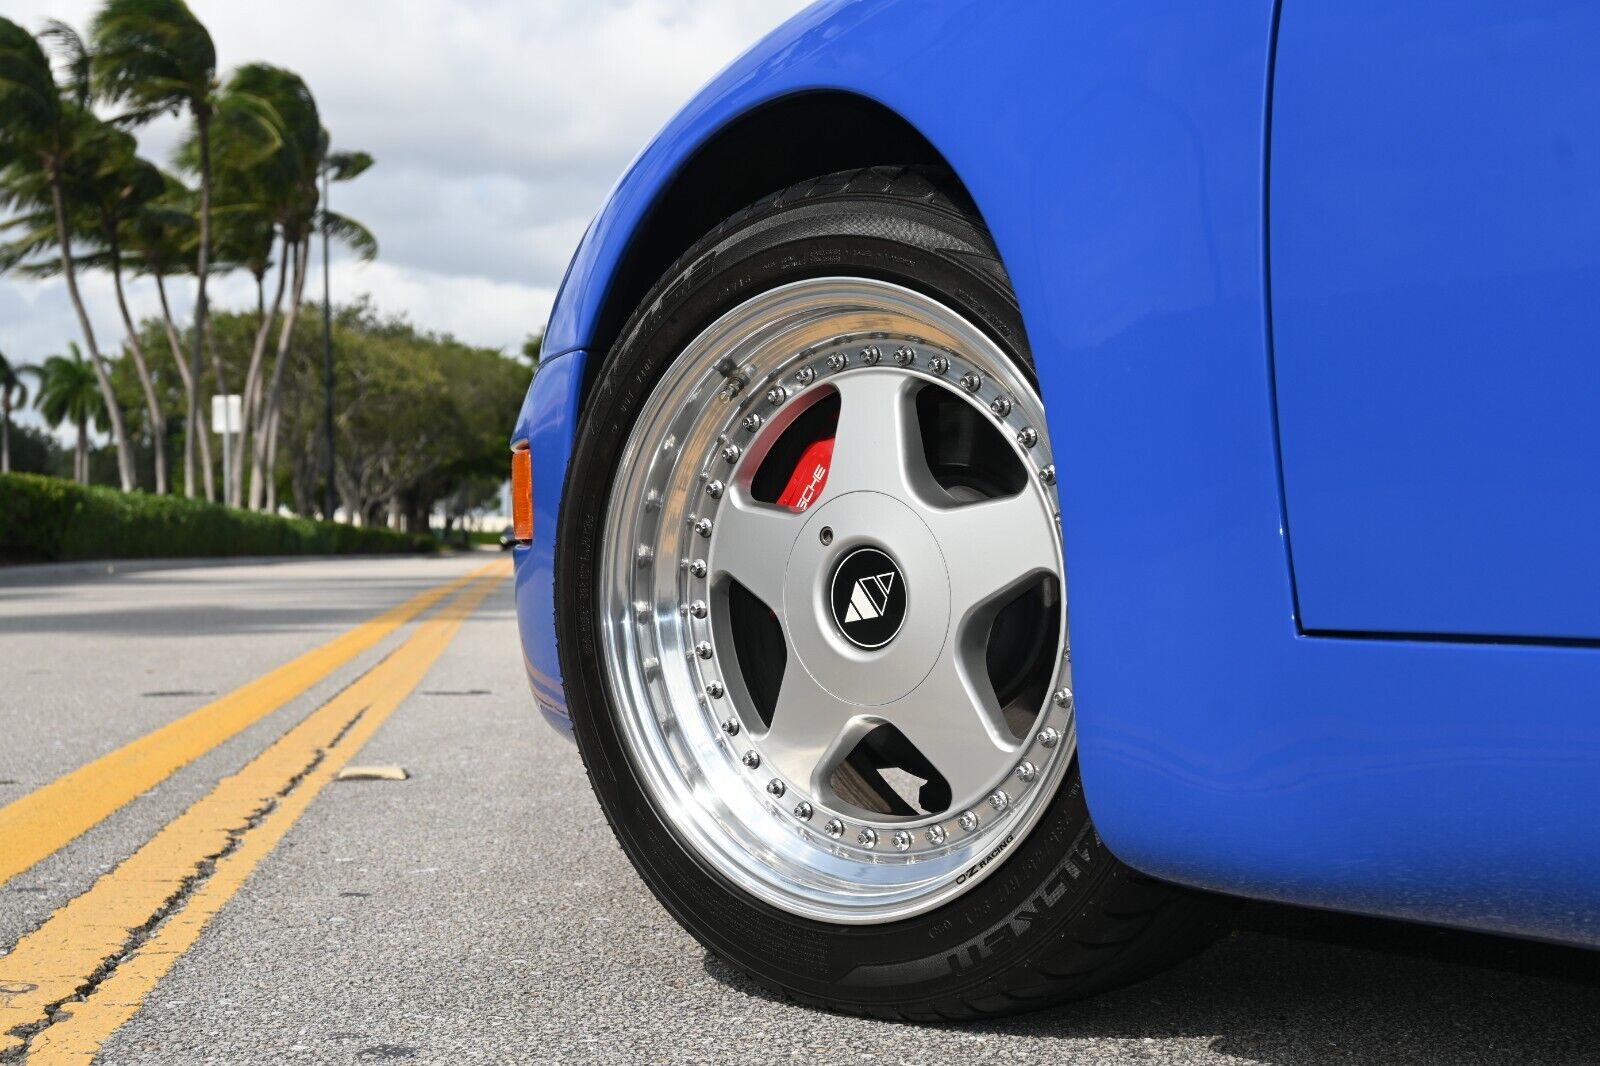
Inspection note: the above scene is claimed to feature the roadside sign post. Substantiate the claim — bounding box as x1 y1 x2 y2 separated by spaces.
211 394 242 506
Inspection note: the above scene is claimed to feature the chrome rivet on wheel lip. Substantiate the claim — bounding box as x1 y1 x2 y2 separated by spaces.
694 518 713 538
644 489 662 511
825 818 845 839
959 811 979 832
694 640 713 660
1038 726 1061 749
794 366 816 385
892 830 913 851
721 718 740 736
635 545 653 566
990 396 1012 417
689 600 708 619
767 779 786 797
641 656 659 676
959 371 982 392
927 825 947 845
1053 686 1074 709
633 600 651 622
794 801 813 820
705 479 724 500
742 751 761 769
743 413 764 432
706 681 725 699
1039 463 1057 486
928 354 950 375
690 559 708 579
1015 761 1038 783
766 385 788 406
1017 426 1039 448
859 345 881 366
722 444 742 464
857 828 878 848
893 346 915 367
826 352 848 372
989 790 1010 812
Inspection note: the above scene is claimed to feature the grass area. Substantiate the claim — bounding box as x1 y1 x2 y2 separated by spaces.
0 472 435 563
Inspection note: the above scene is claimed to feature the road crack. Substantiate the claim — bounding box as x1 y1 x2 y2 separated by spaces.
0 705 369 1062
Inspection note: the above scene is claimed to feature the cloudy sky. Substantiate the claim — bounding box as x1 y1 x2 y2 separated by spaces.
1 0 813 430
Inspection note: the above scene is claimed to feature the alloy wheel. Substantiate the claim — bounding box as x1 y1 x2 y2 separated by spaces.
599 277 1073 923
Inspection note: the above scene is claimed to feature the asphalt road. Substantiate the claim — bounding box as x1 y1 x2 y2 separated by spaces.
2 555 1599 1064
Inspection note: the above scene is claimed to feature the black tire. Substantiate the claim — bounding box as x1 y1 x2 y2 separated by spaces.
555 166 1229 1020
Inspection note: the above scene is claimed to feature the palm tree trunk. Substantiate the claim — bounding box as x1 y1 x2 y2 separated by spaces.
238 251 288 508
156 273 214 500
192 113 213 503
75 413 87 484
2 390 11 473
51 173 135 491
111 245 169 494
251 239 306 511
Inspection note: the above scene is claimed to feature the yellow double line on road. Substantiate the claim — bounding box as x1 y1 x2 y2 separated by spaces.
0 560 500 888
0 561 508 1063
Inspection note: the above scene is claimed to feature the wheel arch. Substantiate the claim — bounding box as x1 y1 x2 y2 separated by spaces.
578 91 974 399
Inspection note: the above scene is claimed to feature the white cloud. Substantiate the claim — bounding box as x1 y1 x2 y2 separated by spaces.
1 0 814 434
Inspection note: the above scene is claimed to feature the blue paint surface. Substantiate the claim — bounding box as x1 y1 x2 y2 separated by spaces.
1271 0 1600 640
512 349 585 736
513 0 1600 944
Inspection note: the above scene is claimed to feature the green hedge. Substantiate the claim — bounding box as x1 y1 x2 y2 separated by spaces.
0 473 434 563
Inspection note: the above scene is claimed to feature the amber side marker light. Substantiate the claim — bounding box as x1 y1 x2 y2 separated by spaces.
511 444 533 544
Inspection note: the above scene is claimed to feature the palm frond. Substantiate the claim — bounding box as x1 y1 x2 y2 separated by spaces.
323 210 377 262
326 149 373 182
88 0 215 118
39 19 91 110
0 17 63 144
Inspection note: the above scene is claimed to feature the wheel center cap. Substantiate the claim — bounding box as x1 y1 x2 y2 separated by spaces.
784 491 950 708
829 547 907 649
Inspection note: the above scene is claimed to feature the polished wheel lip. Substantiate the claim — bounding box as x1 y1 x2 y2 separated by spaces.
599 277 1074 924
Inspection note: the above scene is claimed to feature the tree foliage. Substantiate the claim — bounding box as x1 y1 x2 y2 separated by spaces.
0 4 521 533
115 298 530 528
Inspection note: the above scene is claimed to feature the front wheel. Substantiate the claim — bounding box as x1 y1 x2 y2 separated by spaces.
556 168 1225 1019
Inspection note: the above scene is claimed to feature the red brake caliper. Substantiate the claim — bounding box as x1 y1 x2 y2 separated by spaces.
776 437 834 512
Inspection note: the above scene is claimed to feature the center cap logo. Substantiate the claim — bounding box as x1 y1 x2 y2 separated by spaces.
829 547 907 649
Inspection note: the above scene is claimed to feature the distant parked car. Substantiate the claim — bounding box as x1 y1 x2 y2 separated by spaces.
508 0 1600 1021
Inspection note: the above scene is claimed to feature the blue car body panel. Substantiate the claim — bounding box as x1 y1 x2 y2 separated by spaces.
512 349 586 735
1271 0 1600 641
514 0 1600 944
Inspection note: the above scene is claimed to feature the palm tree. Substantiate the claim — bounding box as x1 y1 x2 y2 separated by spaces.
200 71 375 513
49 22 174 493
124 171 215 498
213 198 279 506
90 0 216 499
0 16 138 490
251 140 375 511
34 342 106 483
201 62 301 506
2 102 175 494
0 350 36 473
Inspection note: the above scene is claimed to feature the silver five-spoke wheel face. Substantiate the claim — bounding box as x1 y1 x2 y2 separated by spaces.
600 278 1073 923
